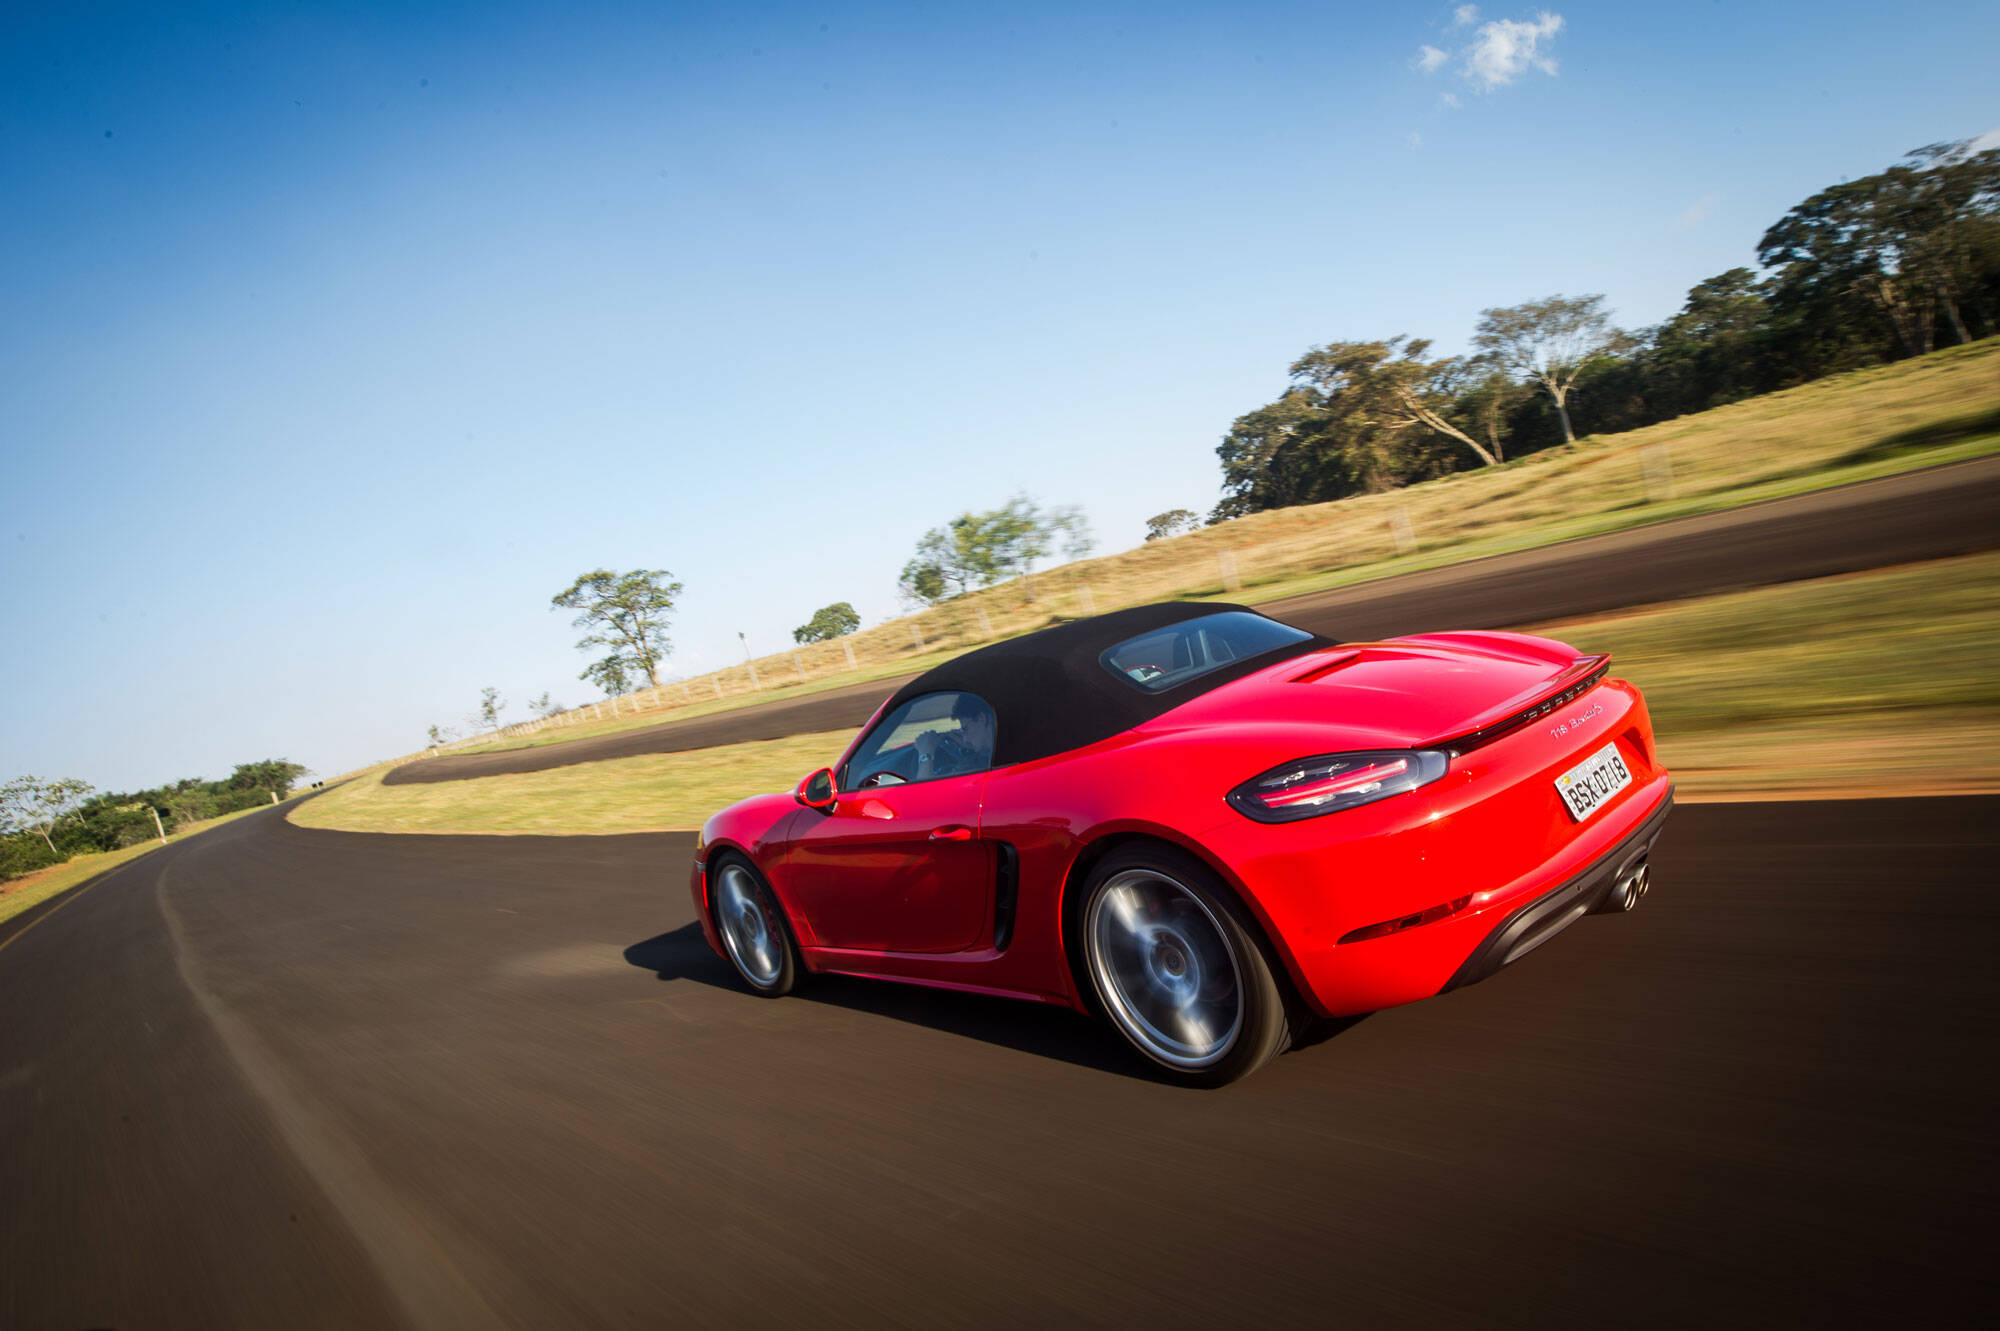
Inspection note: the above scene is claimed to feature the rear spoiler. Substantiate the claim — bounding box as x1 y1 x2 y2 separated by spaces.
1426 654 1613 755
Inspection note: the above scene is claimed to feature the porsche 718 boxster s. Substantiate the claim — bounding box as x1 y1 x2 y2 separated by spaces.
692 601 1672 1085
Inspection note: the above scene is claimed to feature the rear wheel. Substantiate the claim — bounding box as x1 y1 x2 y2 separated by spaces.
710 854 801 997
1079 844 1290 1087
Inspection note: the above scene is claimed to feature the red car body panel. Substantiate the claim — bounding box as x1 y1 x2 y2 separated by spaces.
693 622 1671 1019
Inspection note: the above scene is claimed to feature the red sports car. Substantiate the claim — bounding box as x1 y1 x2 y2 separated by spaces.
692 602 1672 1085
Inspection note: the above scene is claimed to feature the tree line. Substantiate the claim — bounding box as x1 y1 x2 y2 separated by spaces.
1213 138 2000 518
1 761 309 881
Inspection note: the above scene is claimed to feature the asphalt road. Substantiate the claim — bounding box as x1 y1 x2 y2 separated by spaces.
388 455 2000 785
4 795 1994 1328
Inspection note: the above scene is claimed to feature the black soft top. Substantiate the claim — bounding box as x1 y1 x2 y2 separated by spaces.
880 601 1334 768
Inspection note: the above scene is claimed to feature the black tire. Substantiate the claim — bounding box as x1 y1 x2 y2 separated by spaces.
1077 843 1292 1087
707 852 803 997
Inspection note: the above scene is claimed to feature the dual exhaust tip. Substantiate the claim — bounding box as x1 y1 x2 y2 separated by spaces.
1598 858 1651 914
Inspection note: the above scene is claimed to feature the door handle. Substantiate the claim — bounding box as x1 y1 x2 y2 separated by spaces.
929 825 973 842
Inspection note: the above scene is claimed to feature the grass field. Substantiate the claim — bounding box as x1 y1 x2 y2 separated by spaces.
1547 552 2000 797
294 730 854 835
0 800 294 928
423 337 2000 765
297 551 2000 835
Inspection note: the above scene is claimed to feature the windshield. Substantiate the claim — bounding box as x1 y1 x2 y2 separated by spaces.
1099 611 1313 693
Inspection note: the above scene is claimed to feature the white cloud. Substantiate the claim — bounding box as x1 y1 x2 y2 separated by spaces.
1406 130 1425 149
1439 92 1462 109
1407 10 1566 97
1674 191 1722 231
1462 11 1564 90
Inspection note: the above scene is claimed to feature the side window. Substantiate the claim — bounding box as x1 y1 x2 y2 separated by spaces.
840 692 997 791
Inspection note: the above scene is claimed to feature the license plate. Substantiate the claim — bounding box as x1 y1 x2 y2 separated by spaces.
1554 742 1633 822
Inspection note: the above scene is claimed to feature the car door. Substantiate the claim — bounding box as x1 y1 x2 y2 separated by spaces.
785 773 991 953
781 691 997 955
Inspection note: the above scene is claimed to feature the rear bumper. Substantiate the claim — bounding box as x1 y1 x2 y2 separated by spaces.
1439 786 1673 993
1220 764 1675 1018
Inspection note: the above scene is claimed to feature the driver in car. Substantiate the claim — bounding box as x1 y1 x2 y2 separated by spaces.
913 696 995 780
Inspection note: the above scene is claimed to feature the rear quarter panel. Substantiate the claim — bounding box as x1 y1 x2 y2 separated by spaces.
981 676 1667 1018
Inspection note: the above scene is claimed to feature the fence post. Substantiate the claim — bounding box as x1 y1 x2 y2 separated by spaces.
1388 508 1416 555
842 639 857 671
712 676 723 698
974 607 993 638
1642 442 1674 501
792 651 806 682
1078 583 1096 614
1218 550 1241 592
910 621 924 650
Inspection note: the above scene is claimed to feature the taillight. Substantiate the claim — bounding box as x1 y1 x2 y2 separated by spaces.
1226 749 1449 823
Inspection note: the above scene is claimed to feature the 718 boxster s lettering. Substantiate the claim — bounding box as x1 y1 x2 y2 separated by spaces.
692 602 1672 1086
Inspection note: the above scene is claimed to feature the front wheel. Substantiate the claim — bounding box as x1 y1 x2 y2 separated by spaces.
709 854 801 997
1079 845 1291 1087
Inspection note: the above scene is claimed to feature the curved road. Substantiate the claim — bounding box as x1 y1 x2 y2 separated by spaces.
390 455 2000 785
4 795 1994 1327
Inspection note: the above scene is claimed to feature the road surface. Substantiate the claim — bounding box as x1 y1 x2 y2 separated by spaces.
3 795 1993 1328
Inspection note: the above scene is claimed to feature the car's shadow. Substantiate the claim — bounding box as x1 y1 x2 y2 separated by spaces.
623 924 1364 1084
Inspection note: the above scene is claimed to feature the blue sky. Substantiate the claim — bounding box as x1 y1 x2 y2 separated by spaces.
4 1 1997 791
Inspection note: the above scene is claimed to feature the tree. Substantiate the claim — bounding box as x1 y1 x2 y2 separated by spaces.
225 760 308 798
580 657 635 697
0 776 96 855
1760 141 2000 359
1472 295 1631 445
794 602 861 643
1212 387 1343 521
1290 338 1506 468
969 494 1052 578
1638 268 1778 415
161 778 215 830
551 568 683 693
896 495 1069 604
528 691 562 718
1144 509 1201 542
427 723 458 746
1047 505 1094 562
1445 365 1529 461
1214 337 1513 521
897 557 951 608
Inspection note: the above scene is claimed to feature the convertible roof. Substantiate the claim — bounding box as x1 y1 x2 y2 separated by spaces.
882 601 1334 768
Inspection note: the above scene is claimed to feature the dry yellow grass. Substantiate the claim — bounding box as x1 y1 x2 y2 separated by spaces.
424 336 2000 765
293 730 855 835
1532 551 2000 796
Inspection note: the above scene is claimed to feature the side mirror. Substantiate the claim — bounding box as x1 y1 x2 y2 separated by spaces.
795 767 837 811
